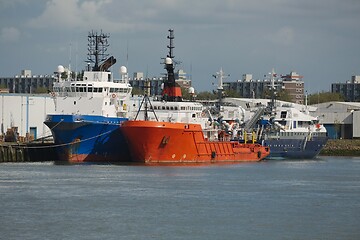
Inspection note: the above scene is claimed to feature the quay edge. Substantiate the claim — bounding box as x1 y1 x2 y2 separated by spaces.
0 142 57 162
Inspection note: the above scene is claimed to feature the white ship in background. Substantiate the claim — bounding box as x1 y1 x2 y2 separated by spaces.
206 67 328 159
226 70 328 159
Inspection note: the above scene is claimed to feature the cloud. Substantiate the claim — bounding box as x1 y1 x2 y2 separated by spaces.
27 0 127 31
0 27 21 42
266 27 295 46
24 0 296 34
0 0 28 8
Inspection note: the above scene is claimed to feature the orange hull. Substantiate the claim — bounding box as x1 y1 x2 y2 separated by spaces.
120 120 270 164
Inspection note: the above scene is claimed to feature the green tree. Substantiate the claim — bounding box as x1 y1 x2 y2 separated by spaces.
261 88 292 102
196 91 217 100
261 88 272 99
307 91 344 104
180 87 192 100
277 89 292 102
223 89 242 98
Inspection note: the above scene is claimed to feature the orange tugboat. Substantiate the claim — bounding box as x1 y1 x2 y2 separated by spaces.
120 29 270 164
121 120 269 164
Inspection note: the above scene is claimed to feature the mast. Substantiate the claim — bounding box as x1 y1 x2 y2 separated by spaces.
167 29 175 59
212 68 229 111
162 29 182 102
268 68 277 116
86 30 116 71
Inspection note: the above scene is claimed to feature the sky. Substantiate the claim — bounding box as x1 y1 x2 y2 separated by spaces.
0 0 359 94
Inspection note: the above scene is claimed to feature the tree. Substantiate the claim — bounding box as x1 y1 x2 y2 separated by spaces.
277 89 292 102
180 87 192 100
261 88 271 99
196 91 217 100
261 88 292 102
307 91 345 105
223 89 242 98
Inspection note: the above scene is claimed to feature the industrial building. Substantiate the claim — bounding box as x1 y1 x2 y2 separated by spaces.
223 71 305 104
0 93 54 141
310 101 360 139
0 70 55 94
129 69 191 96
331 75 360 101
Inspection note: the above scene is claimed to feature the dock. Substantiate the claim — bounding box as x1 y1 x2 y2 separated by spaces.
0 142 57 162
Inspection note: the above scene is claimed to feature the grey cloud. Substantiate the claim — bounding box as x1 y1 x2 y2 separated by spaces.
0 27 21 42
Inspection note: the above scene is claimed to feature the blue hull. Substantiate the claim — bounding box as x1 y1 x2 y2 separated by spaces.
263 137 328 159
44 114 131 163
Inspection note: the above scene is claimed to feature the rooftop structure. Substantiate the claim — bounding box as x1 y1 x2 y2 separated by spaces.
0 70 55 94
331 75 360 102
223 71 304 104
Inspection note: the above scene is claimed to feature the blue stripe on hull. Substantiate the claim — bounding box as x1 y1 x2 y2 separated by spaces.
44 114 130 163
263 137 328 159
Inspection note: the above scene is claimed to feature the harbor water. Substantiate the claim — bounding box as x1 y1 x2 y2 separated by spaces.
0 157 359 240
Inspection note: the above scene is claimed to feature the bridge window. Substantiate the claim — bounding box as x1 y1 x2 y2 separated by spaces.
280 111 287 118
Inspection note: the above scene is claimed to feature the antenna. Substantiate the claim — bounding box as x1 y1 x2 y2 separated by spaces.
161 29 182 102
212 68 230 111
212 67 230 90
87 30 110 71
265 68 277 115
190 62 192 81
126 40 129 67
68 42 72 81
167 29 174 59
75 40 78 78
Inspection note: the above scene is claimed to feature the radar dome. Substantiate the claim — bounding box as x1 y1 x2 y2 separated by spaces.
165 57 172 65
57 65 64 73
188 87 195 94
120 66 127 75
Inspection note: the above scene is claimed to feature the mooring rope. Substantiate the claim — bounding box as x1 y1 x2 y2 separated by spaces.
23 118 123 149
26 119 64 144
16 129 115 149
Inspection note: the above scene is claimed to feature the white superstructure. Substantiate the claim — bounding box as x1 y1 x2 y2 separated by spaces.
51 65 134 118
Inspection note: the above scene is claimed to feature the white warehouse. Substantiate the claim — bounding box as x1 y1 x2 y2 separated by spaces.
0 93 55 140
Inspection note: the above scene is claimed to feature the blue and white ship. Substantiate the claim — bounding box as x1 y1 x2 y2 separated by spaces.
44 31 133 163
255 104 328 159
217 68 328 159
251 69 328 159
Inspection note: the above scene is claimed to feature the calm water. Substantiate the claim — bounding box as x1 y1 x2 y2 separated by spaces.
0 157 359 240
